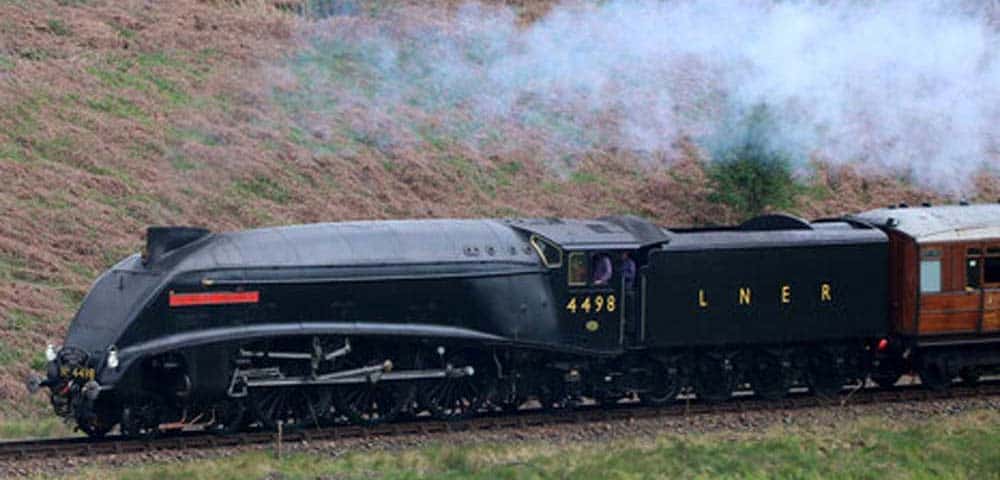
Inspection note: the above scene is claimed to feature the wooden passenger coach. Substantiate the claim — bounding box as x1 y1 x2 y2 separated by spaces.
854 204 1000 387
855 204 1000 338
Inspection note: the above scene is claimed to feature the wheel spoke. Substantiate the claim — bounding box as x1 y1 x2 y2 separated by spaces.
335 381 408 425
422 355 487 420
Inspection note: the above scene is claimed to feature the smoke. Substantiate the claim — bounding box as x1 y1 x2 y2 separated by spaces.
284 0 1000 191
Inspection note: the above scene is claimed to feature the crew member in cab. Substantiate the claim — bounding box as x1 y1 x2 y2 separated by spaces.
592 253 613 285
621 252 636 288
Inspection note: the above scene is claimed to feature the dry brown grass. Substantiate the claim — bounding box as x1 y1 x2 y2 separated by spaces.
0 0 994 415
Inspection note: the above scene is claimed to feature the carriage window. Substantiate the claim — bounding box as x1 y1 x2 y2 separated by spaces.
529 235 563 268
967 249 982 290
567 252 588 286
921 260 942 293
986 248 1000 284
920 248 942 293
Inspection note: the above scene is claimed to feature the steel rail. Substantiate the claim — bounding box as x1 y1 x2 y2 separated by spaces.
2 381 998 463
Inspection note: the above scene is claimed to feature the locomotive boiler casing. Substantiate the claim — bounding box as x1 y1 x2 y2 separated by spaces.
46 219 565 420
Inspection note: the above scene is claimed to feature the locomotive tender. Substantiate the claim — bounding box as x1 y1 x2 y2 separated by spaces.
27 205 1000 437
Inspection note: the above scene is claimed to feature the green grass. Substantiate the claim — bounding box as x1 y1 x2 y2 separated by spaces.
6 309 46 334
4 95 44 137
570 170 602 184
85 95 147 120
0 414 75 440
108 20 136 40
0 142 26 162
0 252 40 286
494 160 522 188
171 127 224 147
0 339 17 366
32 136 75 164
17 47 52 61
233 176 292 204
444 156 503 197
168 151 197 171
46 19 72 36
0 53 13 71
59 408 1000 480
86 53 193 107
541 180 562 194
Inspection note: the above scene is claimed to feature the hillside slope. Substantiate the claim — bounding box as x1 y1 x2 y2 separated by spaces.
0 0 993 424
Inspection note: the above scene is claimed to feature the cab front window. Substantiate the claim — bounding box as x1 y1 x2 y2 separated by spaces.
530 235 563 268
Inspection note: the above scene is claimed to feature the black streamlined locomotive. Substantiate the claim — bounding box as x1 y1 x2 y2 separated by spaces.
26 206 1000 437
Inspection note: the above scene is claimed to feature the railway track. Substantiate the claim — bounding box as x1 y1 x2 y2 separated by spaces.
3 380 999 463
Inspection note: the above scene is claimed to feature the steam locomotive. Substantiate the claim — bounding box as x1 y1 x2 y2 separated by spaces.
27 204 1000 437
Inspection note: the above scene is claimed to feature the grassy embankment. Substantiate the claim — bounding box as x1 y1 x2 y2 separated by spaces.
52 408 1000 480
0 0 995 437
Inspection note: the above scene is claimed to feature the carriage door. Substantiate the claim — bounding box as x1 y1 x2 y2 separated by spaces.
982 245 1000 332
563 250 623 351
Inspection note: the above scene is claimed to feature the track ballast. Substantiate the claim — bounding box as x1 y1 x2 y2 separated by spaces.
3 380 998 463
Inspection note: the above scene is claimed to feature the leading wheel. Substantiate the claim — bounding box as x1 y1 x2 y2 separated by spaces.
120 402 161 439
77 413 114 439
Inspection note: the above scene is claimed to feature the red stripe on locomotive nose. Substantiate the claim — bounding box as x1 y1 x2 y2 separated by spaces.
169 291 259 307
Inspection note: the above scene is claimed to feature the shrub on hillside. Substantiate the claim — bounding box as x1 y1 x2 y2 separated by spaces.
707 104 798 220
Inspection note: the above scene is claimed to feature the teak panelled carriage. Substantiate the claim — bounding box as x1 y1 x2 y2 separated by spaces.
854 204 1000 387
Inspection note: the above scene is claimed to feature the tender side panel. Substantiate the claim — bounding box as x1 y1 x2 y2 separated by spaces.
642 242 888 348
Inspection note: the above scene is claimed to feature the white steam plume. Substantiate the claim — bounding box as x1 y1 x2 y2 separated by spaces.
289 0 1000 191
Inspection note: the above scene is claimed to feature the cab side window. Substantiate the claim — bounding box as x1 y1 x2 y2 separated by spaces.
567 252 588 286
920 248 942 293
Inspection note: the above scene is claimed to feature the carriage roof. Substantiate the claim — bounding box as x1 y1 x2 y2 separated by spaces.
853 204 1000 244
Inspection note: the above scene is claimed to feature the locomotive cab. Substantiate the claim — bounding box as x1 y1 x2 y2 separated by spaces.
511 216 669 353
562 249 628 350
